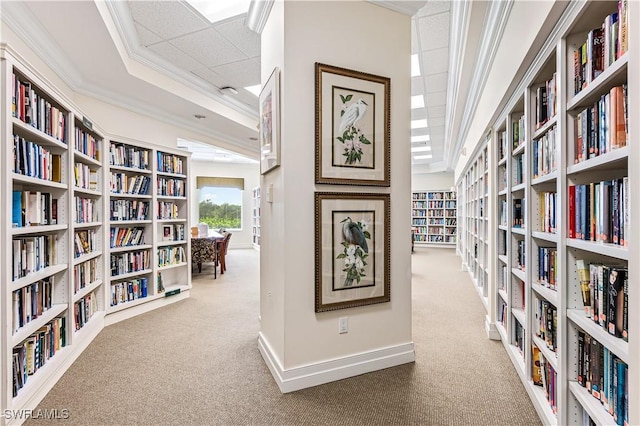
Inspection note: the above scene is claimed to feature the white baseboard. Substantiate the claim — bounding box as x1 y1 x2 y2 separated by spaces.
258 332 415 393
104 290 189 326
485 315 501 341
229 243 254 250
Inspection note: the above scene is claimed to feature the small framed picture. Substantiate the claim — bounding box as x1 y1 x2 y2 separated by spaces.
315 192 390 312
162 225 174 242
260 67 281 175
315 63 390 186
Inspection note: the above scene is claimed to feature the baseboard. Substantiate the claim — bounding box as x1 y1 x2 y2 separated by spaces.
104 290 189 326
485 315 501 341
258 332 415 393
229 243 254 250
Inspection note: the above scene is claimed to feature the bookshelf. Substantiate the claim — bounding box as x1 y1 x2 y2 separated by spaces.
411 190 457 246
457 1 637 425
252 186 260 249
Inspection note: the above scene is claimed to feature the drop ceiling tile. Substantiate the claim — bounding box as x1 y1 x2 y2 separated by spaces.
135 23 163 46
411 108 427 120
425 90 446 107
425 72 448 93
191 68 229 88
416 1 450 18
429 126 445 137
214 17 261 58
429 105 446 118
428 116 445 127
211 57 261 88
170 28 247 67
127 1 209 40
417 13 449 51
411 77 424 95
147 42 207 72
422 47 449 76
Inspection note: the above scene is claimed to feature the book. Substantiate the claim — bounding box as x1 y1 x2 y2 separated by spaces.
576 259 592 317
607 267 626 337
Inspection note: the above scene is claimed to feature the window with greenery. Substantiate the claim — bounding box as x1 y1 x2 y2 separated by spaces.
197 177 243 230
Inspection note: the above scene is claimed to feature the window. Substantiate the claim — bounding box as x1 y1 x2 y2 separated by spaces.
197 177 244 230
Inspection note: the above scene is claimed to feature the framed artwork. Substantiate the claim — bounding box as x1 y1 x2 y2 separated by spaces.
315 192 390 312
315 62 390 186
260 67 281 174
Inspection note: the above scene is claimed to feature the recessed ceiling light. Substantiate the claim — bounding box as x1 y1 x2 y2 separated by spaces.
411 54 420 77
245 85 261 96
411 119 428 129
186 0 250 23
411 146 432 153
411 135 430 143
414 154 432 160
194 114 206 119
411 95 424 109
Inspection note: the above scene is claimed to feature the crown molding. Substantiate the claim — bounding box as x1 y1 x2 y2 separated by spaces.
368 1 427 16
245 0 274 34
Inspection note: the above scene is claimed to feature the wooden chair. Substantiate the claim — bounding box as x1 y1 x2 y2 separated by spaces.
216 232 232 274
191 237 218 278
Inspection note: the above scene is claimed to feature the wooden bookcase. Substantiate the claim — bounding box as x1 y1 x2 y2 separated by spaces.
252 186 260 249
1 47 192 420
458 1 638 424
411 190 457 246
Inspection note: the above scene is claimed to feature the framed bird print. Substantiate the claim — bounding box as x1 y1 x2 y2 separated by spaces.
315 63 390 186
260 67 281 174
315 192 390 312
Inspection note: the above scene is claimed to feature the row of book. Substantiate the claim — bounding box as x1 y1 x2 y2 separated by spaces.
532 125 558 179
535 73 557 129
109 143 150 170
12 277 53 334
157 152 184 175
74 196 99 224
110 199 149 221
12 72 68 143
74 127 100 160
74 291 98 331
577 260 627 340
110 226 145 248
537 191 557 234
513 198 525 228
573 3 629 95
12 190 59 228
13 317 66 397
411 201 456 209
532 346 557 415
73 163 99 191
536 247 558 290
13 135 63 182
110 250 150 277
412 192 456 200
512 114 526 149
162 224 186 242
568 178 628 246
577 331 628 426
74 229 96 258
157 177 186 197
158 246 187 267
574 85 628 165
158 201 179 220
499 200 507 227
513 154 524 185
111 278 148 307
498 130 507 160
110 173 150 195
413 234 456 243
74 258 98 294
12 235 57 280
516 239 525 271
534 298 557 352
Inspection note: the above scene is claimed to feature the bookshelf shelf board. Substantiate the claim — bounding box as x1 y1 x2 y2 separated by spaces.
512 268 526 282
445 225 457 228
11 224 67 236
532 334 558 370
533 114 558 138
568 382 617 426
73 311 105 339
109 219 152 225
164 283 190 293
498 289 508 303
511 227 526 236
110 268 153 282
12 117 69 150
499 189 508 196
496 321 508 342
567 52 628 111
73 250 103 266
498 225 509 231
156 218 187 223
528 382 558 426
109 164 152 174
108 295 153 313
532 231 558 243
498 254 508 264
511 183 526 192
498 156 507 166
158 262 188 271
109 244 153 254
531 171 558 186
12 173 68 190
157 240 187 247
74 221 102 229
109 192 152 199
566 146 629 176
73 151 101 167
512 308 526 327
156 171 187 179
565 238 628 261
156 195 187 201
513 143 526 156
73 187 102 197
531 282 558 306
567 309 629 363
73 279 104 302
11 304 68 347
12 346 71 407
11 264 68 292
506 343 526 380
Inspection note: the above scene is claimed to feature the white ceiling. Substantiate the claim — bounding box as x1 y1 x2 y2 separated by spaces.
0 1 505 172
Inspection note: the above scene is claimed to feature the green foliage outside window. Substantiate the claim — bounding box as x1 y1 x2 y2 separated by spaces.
199 201 241 229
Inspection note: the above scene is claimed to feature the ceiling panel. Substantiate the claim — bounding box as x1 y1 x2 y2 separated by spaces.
147 41 207 72
425 72 448 93
190 67 229 88
416 1 451 18
417 13 449 51
429 105 446 118
214 17 261 58
134 23 163 46
422 47 449 76
170 27 248 68
127 1 209 40
426 90 447 107
211 57 261 88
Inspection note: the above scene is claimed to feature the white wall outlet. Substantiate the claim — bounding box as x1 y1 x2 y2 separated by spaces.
338 317 348 334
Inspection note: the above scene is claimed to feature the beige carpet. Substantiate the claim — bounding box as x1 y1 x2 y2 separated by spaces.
28 247 540 425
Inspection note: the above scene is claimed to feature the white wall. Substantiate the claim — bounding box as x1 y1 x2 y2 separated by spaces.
189 160 260 249
412 172 454 192
260 0 413 372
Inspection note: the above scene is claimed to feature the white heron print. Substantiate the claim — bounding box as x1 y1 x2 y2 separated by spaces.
335 91 373 166
336 215 372 287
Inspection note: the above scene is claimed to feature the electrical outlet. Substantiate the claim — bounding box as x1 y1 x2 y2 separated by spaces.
339 317 348 334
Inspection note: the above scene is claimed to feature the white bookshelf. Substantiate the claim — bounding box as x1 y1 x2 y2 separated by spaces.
252 186 260 249
411 190 457 246
458 2 637 424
